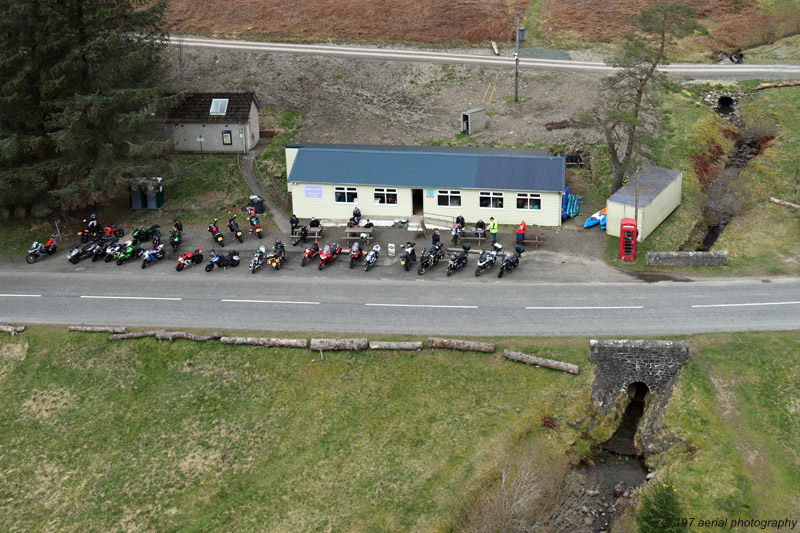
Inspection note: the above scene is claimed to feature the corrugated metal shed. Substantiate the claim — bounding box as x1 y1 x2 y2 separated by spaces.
287 144 564 192
607 166 682 207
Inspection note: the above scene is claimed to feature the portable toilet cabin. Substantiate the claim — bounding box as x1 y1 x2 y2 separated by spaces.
461 108 486 135
605 166 682 242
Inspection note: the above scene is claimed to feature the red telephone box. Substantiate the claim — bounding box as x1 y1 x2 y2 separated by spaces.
620 218 637 261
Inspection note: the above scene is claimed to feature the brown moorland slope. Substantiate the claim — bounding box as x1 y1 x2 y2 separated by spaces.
542 0 800 50
166 0 528 43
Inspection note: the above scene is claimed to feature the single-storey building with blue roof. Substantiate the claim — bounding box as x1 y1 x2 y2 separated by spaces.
285 144 566 226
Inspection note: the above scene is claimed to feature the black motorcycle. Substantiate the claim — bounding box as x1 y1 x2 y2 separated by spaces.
417 242 446 275
399 242 417 271
92 238 117 262
228 215 244 243
446 243 471 277
205 250 240 272
497 245 525 278
68 238 105 265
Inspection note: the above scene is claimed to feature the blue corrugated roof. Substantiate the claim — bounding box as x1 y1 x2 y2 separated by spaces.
287 144 564 192
608 166 681 207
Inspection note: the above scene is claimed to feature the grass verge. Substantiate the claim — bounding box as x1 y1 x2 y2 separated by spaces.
1 328 798 531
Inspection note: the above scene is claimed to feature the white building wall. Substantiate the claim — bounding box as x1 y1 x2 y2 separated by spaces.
606 172 682 241
290 183 413 220
246 101 260 151
422 188 561 226
173 123 246 154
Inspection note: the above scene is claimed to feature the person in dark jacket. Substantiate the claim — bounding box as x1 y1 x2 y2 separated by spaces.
309 217 320 228
289 214 299 233
455 215 465 229
432 230 441 246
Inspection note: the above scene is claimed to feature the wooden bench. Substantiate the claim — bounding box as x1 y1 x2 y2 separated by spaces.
344 227 374 244
513 232 544 250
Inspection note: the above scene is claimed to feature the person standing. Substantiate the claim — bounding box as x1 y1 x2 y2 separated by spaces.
455 215 465 229
432 230 441 247
516 220 527 244
289 214 299 234
488 217 499 244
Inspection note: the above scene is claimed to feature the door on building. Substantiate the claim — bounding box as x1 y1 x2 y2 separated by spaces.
412 189 424 214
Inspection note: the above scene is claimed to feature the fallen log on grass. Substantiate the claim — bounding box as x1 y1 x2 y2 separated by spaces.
310 338 368 351
0 325 25 336
426 337 495 353
109 331 157 341
69 326 128 334
503 350 579 375
220 337 307 348
770 197 800 210
369 341 423 350
154 331 224 342
754 80 800 91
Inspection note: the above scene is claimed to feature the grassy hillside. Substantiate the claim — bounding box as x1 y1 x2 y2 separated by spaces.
1 328 798 531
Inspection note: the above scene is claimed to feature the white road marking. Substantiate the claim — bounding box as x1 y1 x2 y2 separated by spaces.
0 293 41 298
691 301 800 308
526 306 644 310
366 303 479 309
81 295 182 301
221 299 320 305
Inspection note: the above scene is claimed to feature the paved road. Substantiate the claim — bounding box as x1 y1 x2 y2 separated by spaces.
170 36 800 80
2 262 798 335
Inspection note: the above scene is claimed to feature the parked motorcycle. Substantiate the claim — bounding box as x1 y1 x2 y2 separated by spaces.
68 239 104 265
106 240 130 262
475 243 503 277
250 246 266 274
176 248 204 271
115 241 144 266
205 249 240 272
417 242 446 275
101 223 125 238
265 240 286 270
152 226 162 247
248 215 263 239
497 245 524 278
26 234 58 264
77 221 99 243
208 219 224 247
399 242 417 271
131 224 159 245
318 243 342 270
446 243 471 277
92 238 117 262
364 244 381 272
300 240 320 267
228 215 244 243
170 229 182 252
141 244 166 269
349 234 367 268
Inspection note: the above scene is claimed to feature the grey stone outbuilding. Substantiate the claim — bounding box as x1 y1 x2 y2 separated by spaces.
166 92 261 154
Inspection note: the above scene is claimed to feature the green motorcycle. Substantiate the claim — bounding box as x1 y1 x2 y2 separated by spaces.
115 241 143 265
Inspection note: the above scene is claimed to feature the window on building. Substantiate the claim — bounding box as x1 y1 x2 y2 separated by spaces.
335 186 358 204
479 191 504 209
374 188 398 205
222 130 232 145
437 190 462 207
209 98 229 116
516 192 542 210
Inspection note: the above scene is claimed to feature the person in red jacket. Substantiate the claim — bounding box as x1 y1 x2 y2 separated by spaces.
516 220 527 244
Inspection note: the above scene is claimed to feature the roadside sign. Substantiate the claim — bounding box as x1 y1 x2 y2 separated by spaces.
196 137 205 143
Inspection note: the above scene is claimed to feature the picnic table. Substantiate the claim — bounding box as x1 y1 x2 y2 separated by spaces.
514 231 544 249
344 226 374 244
456 228 486 245
292 225 323 242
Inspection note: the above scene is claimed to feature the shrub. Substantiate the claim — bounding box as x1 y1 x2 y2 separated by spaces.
636 478 686 533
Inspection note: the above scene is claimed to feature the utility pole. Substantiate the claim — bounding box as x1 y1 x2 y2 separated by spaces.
514 13 520 103
634 168 640 241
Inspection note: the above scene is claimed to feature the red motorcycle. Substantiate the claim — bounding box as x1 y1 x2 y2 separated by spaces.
247 213 263 239
349 234 367 268
318 242 342 270
300 240 320 267
176 248 204 271
208 219 224 247
101 223 125 238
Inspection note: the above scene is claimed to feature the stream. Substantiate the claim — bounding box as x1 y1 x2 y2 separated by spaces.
578 384 649 532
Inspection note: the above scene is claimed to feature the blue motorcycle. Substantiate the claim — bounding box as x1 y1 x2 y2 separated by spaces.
364 244 380 272
141 244 166 269
205 250 240 272
497 245 524 278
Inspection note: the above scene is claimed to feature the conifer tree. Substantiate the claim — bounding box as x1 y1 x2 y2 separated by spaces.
0 0 170 212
